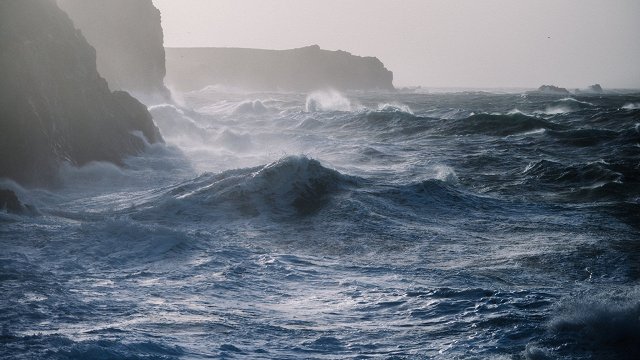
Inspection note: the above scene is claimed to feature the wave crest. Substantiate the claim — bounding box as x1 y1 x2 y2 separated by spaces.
142 156 357 220
548 289 640 358
377 103 413 114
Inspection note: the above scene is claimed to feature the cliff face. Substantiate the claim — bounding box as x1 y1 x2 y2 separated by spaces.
0 0 162 185
165 45 395 92
57 0 169 100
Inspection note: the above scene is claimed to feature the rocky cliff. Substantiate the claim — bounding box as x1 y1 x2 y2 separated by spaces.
165 45 395 92
57 0 169 101
0 0 162 185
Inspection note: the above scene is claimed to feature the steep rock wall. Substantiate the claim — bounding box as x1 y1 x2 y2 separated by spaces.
0 0 162 185
57 0 169 100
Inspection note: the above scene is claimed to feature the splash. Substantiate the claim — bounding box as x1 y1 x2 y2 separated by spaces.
305 90 353 112
622 103 640 110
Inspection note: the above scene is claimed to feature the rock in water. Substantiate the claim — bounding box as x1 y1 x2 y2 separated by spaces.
535 85 571 95
0 189 23 214
0 0 163 185
165 45 395 92
588 84 604 93
57 0 170 102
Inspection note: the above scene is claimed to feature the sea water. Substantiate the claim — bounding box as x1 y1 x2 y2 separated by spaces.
1 89 639 359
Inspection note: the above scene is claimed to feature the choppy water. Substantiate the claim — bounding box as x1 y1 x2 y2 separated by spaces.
2 89 640 359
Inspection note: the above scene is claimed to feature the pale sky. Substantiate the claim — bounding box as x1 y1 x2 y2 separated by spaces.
152 0 640 89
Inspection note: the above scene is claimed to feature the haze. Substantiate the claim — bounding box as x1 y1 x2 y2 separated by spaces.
153 0 639 89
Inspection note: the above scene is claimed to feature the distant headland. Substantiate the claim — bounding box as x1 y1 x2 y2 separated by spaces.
165 45 395 92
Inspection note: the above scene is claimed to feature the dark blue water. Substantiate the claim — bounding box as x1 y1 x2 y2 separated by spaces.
2 90 640 359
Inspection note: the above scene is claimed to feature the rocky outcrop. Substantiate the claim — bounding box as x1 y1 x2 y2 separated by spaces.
0 0 162 185
0 189 23 214
0 188 38 215
531 85 571 95
57 0 170 101
165 45 395 92
588 84 603 93
576 84 604 94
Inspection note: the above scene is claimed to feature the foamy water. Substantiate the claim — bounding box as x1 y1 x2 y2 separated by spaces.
2 90 640 359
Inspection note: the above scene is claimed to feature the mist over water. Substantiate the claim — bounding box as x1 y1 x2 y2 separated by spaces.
2 88 640 359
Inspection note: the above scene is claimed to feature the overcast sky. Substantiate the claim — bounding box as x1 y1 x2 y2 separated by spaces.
152 0 640 89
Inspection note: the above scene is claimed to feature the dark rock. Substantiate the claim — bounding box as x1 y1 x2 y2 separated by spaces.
57 0 170 102
0 189 23 214
588 84 604 93
165 45 395 92
534 85 571 95
0 0 163 185
575 84 605 95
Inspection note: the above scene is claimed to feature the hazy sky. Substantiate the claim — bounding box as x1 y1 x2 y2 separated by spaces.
153 0 640 89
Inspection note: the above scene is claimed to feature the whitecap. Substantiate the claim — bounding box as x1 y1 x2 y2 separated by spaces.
305 90 355 112
622 103 640 110
376 102 413 114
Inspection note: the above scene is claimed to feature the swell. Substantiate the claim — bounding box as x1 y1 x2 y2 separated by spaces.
442 113 566 136
523 160 623 185
520 158 640 203
134 156 359 221
130 154 506 228
334 108 434 138
544 128 621 147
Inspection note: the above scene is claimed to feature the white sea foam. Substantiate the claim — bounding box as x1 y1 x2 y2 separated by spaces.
305 90 355 112
523 345 552 360
377 102 413 114
433 165 458 184
558 97 594 106
541 105 573 115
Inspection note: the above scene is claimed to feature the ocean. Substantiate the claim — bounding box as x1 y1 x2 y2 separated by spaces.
1 89 639 359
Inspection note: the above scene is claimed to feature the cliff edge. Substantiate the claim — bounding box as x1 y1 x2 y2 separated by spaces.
57 0 170 101
165 45 395 92
0 0 162 185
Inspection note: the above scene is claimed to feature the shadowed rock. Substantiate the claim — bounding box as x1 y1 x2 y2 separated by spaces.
576 84 604 94
0 189 23 214
57 0 170 102
0 0 163 185
534 85 571 95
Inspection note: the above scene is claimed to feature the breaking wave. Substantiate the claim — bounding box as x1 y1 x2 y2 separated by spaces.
305 90 356 112
546 288 640 359
137 156 358 220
